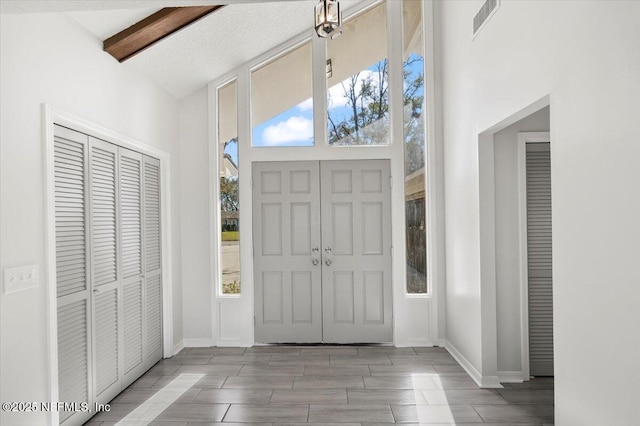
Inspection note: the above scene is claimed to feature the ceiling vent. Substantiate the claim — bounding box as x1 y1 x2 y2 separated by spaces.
473 0 499 38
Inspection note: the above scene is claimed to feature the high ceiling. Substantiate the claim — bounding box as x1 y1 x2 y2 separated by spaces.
1 0 365 99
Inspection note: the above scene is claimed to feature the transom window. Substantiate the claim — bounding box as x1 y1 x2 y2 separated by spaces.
327 2 389 146
251 42 314 147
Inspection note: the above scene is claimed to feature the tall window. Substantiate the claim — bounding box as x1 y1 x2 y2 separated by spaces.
403 0 427 293
326 3 389 146
218 80 240 294
252 42 314 147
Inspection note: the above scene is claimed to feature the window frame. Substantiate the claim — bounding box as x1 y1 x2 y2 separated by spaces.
214 77 242 298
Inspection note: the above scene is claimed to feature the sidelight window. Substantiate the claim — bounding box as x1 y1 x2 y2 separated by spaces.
403 0 428 294
218 80 241 295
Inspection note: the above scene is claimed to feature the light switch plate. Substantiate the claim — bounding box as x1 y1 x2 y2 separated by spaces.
4 265 39 294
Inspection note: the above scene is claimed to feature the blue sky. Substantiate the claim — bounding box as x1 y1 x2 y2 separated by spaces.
252 99 314 148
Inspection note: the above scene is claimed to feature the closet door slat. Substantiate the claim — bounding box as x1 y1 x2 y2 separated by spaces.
119 148 145 385
90 141 118 288
120 152 143 279
143 156 163 365
89 138 121 405
57 300 89 424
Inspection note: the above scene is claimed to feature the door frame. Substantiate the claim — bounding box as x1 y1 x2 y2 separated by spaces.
476 95 550 387
517 131 551 381
43 104 175 426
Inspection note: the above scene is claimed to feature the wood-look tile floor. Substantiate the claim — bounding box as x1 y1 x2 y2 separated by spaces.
85 346 554 425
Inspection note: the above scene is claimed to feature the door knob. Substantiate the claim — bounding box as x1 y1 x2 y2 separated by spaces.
312 258 319 266
325 259 332 266
312 247 319 253
324 247 332 254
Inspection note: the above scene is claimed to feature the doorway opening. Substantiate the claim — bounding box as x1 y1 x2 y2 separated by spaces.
477 98 553 387
491 107 553 382
252 160 393 344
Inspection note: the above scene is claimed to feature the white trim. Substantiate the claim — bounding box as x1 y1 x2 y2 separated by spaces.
497 370 525 383
423 0 441 342
478 132 498 381
173 340 185 356
517 131 551 382
182 338 215 348
403 338 432 347
43 104 174 425
42 104 60 426
216 339 252 348
387 0 405 347
312 29 328 150
443 340 503 388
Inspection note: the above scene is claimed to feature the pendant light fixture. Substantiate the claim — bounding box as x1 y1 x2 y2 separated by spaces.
315 0 342 39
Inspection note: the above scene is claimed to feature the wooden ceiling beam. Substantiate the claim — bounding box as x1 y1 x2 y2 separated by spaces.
104 6 224 62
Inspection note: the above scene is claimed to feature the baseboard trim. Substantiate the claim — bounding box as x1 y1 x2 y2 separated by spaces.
443 340 503 388
183 338 214 348
216 339 252 347
400 338 434 347
497 370 525 383
172 340 184 356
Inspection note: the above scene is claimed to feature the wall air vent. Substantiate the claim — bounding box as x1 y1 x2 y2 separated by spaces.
473 0 499 38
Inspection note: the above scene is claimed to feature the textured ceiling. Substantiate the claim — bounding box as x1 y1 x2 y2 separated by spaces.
0 1 300 14
67 7 165 40
3 0 364 99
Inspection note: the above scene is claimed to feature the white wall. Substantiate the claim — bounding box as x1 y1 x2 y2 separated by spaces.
437 1 640 424
0 12 182 425
494 107 549 373
178 87 214 346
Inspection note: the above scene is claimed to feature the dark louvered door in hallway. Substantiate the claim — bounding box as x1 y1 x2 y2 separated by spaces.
526 142 554 376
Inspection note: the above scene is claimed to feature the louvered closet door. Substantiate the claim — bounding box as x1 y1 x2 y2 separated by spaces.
119 148 146 387
526 142 554 376
54 125 93 426
89 137 122 404
143 155 163 366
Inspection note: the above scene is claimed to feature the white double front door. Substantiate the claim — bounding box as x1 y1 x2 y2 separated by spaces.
253 160 392 343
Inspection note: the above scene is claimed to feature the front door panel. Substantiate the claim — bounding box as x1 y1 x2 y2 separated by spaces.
252 160 392 343
253 162 322 343
321 160 392 343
